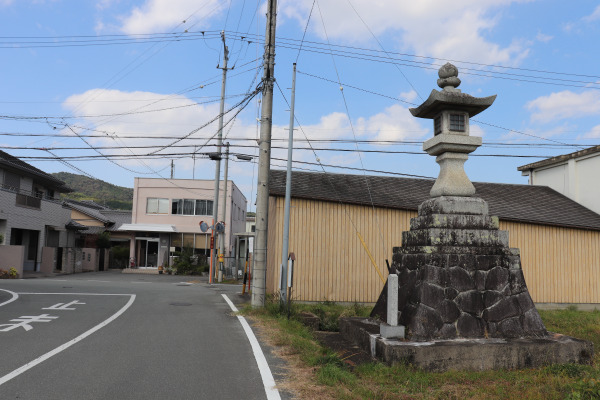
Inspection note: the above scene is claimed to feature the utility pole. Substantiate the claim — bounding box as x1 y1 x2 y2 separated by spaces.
280 63 297 304
170 160 174 179
252 0 278 307
218 142 230 282
210 31 229 285
192 146 197 179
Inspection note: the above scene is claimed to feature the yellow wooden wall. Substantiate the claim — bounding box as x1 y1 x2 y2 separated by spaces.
500 221 600 304
267 196 600 304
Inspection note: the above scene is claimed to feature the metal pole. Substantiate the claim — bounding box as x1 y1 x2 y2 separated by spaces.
280 63 296 304
252 0 278 308
170 160 174 179
193 146 196 179
218 142 230 282
210 31 229 284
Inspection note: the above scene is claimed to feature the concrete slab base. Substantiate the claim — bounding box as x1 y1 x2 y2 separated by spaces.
122 268 159 275
341 317 593 372
380 323 405 339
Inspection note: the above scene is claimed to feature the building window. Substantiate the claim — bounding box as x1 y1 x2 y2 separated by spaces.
434 116 442 135
195 200 213 216
449 114 465 132
146 198 169 214
183 199 195 215
251 225 255 232
172 199 214 216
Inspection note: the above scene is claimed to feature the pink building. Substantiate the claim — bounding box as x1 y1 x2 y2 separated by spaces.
119 178 247 270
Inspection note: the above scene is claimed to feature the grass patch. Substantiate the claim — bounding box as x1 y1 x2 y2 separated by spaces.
243 301 600 399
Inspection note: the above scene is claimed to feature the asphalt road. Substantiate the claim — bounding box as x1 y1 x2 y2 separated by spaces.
0 271 289 400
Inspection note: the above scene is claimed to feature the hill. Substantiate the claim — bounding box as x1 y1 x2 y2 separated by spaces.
51 172 133 210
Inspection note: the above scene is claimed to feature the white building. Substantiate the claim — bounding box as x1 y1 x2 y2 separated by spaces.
119 178 247 270
518 145 600 215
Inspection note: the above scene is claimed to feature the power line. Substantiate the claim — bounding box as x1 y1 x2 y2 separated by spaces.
296 69 581 147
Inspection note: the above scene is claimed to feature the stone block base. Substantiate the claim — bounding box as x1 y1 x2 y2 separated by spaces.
380 323 405 339
341 317 593 372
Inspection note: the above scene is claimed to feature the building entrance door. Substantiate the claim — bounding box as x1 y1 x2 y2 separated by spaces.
136 238 159 268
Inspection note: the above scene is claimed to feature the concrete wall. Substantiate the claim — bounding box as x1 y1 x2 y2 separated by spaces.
81 247 97 272
0 245 25 277
40 246 56 274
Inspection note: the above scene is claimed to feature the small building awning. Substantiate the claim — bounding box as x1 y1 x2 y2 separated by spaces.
234 232 255 237
118 223 177 233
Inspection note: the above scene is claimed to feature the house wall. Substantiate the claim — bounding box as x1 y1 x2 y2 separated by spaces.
0 188 71 271
266 196 600 304
71 209 105 226
527 153 600 215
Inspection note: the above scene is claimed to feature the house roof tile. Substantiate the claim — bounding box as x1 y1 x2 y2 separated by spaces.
269 169 600 231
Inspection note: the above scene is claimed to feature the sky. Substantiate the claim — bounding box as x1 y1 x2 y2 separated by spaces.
1 0 599 212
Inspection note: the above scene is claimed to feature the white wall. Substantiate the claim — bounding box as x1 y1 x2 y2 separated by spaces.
528 153 600 215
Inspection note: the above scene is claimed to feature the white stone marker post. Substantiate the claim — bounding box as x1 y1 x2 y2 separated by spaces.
380 274 405 339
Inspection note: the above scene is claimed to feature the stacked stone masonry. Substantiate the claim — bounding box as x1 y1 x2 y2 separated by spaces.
374 196 548 341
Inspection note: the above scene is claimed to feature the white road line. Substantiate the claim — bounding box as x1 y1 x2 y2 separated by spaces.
86 280 110 283
222 294 281 400
0 289 18 307
0 294 136 387
17 292 135 296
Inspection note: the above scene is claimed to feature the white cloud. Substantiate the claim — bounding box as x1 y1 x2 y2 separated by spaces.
584 124 600 138
0 0 14 6
583 5 600 22
526 90 600 123
399 90 418 103
536 32 553 43
470 124 485 137
62 89 428 179
279 0 531 65
62 89 231 174
356 104 429 142
119 0 224 35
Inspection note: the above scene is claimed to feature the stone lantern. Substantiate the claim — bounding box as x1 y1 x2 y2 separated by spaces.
410 62 495 197
344 63 593 371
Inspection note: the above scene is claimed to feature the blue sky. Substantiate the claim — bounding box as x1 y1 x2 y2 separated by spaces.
1 0 599 211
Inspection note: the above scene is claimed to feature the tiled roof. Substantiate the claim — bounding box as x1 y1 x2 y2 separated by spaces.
65 201 113 224
0 150 71 191
100 210 132 231
517 145 600 171
269 169 600 231
65 220 87 230
65 199 109 210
